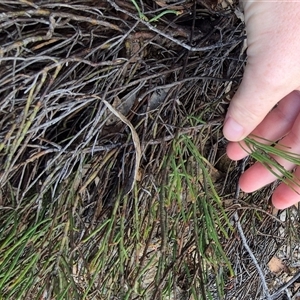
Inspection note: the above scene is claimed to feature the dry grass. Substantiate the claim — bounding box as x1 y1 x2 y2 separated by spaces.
1 1 300 299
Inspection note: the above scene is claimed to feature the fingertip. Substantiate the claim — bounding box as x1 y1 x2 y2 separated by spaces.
238 163 276 193
272 162 300 209
239 172 256 193
272 184 300 209
226 142 236 160
226 141 249 161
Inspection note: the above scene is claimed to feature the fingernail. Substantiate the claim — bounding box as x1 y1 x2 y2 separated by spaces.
223 117 244 141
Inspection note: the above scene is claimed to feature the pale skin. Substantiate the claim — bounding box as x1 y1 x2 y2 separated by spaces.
223 1 300 209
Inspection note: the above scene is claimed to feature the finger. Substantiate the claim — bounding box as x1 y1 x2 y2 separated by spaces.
272 166 300 209
239 160 295 194
227 91 300 161
239 112 300 193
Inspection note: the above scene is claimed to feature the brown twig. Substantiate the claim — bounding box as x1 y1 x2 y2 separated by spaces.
233 158 272 300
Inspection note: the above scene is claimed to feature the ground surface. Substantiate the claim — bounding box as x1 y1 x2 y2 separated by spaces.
0 1 300 299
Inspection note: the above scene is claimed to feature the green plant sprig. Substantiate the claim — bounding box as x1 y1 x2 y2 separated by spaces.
243 136 300 191
130 0 180 23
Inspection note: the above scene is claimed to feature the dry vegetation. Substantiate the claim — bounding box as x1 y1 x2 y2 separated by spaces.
0 0 300 299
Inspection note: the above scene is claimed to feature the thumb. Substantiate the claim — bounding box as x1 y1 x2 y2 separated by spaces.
223 1 300 142
223 62 292 142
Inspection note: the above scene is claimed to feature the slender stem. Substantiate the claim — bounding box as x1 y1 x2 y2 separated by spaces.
234 158 272 300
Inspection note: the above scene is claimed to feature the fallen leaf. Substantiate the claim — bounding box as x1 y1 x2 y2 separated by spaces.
272 207 279 216
103 100 141 194
220 0 233 9
294 282 300 291
268 256 285 274
234 8 245 23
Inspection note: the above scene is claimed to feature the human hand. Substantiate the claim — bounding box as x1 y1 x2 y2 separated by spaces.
223 1 300 209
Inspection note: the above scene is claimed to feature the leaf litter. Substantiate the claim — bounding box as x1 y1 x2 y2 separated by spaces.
0 0 300 299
